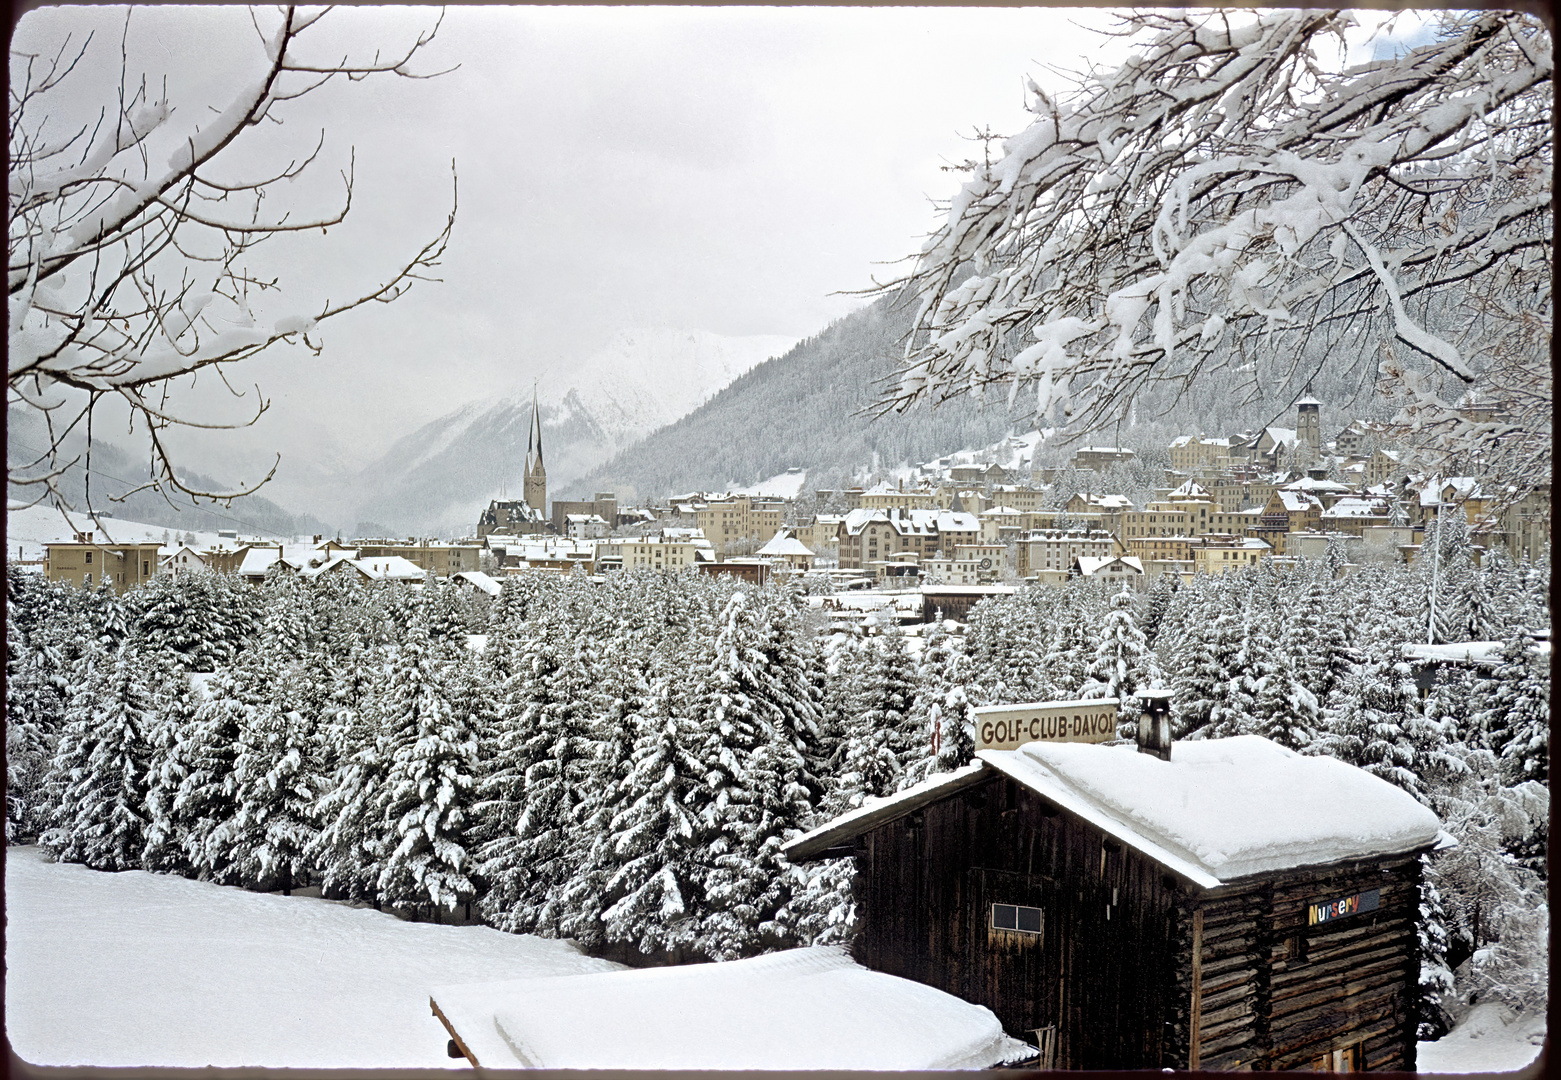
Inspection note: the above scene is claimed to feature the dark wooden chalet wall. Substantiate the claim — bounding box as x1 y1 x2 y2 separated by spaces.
1187 854 1422 1071
849 772 1423 1071
850 772 1183 1069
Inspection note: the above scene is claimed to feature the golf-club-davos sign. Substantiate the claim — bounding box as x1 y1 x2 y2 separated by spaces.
973 699 1119 751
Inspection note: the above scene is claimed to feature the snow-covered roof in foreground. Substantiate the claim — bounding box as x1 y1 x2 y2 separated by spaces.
986 736 1441 884
431 945 1032 1070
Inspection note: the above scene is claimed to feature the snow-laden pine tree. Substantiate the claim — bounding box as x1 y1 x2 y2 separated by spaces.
596 672 712 960
40 643 156 871
693 588 821 960
6 594 64 843
901 620 974 787
142 656 200 872
175 664 259 883
1472 633 1549 784
219 659 322 893
1083 587 1161 736
1283 572 1352 704
498 627 604 934
376 617 479 917
1249 650 1319 752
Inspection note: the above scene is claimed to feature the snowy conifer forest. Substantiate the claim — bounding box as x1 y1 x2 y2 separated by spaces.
5 532 1548 1037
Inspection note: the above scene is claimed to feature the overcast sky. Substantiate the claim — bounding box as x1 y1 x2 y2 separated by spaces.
13 5 1141 477
12 6 1420 494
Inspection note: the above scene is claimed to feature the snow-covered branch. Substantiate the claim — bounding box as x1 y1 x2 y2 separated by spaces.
7 5 458 511
881 10 1551 495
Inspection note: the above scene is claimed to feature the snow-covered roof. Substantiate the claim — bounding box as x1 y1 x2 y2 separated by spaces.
1168 479 1211 498
1274 490 1321 513
787 737 1441 888
1280 477 1352 494
980 506 1023 518
1321 498 1389 519
1264 426 1300 447
452 570 502 596
757 530 815 558
983 737 1441 884
431 945 1031 1070
1295 394 1324 407
1401 641 1506 666
1075 555 1143 576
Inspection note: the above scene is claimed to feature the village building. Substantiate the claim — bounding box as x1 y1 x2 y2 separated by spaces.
161 544 208 578
697 558 770 586
353 540 482 576
1190 535 1272 575
550 492 619 537
620 536 702 572
924 543 1006 585
1168 435 1231 473
1072 553 1145 588
1500 483 1549 563
859 481 939 510
835 507 980 571
783 720 1444 1072
979 507 1026 544
1319 497 1393 536
477 498 547 538
1071 446 1137 471
756 529 816 571
694 495 786 552
1017 528 1119 579
563 513 610 540
44 536 163 593
919 583 1018 623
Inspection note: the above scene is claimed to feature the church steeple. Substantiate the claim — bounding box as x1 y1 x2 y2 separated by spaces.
524 386 546 516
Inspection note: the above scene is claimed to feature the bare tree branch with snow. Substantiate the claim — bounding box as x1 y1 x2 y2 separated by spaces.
8 5 458 515
879 10 1550 497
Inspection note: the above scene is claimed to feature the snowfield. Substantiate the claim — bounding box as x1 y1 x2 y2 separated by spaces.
4 846 619 1068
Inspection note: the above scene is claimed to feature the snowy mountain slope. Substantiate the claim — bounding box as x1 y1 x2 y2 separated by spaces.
341 328 794 536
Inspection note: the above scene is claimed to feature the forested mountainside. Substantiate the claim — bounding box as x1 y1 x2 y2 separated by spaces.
558 298 1023 501
6 408 328 538
563 293 1404 502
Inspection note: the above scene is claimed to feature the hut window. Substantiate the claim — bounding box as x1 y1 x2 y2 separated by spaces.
992 903 1042 934
1313 1043 1361 1072
1286 934 1309 963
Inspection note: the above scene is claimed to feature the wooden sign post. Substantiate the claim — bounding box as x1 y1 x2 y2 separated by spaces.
973 698 1119 751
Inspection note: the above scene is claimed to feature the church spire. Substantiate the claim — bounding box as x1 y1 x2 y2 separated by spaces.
524 384 547 516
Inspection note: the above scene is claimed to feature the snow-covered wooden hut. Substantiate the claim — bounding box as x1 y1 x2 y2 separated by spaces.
784 728 1446 1071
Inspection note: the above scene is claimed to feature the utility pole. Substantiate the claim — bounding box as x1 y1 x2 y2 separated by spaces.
1427 477 1444 645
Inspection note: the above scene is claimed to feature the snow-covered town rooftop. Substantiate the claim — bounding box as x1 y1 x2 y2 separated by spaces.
1401 641 1507 666
787 737 1443 888
430 945 1031 1069
757 530 815 557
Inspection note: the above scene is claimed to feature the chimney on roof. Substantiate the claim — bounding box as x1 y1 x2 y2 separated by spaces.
1135 689 1174 761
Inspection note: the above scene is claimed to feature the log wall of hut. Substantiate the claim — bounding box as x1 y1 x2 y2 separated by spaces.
849 773 1182 1069
1182 854 1422 1072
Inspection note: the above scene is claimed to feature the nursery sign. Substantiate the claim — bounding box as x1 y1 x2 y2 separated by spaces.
973 699 1118 751
1308 888 1380 926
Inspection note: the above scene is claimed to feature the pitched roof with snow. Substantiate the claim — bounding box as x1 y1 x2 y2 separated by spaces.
757 530 815 557
1075 555 1143 576
786 737 1442 887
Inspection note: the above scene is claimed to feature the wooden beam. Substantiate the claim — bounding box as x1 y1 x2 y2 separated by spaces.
1189 907 1204 1070
430 996 479 1067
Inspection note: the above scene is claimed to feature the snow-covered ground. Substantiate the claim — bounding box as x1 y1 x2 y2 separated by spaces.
6 502 278 562
5 845 1543 1071
732 467 809 500
1417 1003 1546 1074
4 846 618 1068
